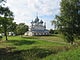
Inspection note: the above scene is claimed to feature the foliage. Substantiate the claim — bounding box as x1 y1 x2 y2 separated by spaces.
8 22 17 33
49 29 54 34
51 20 58 30
56 0 80 44
0 6 14 40
16 23 29 35
49 29 59 34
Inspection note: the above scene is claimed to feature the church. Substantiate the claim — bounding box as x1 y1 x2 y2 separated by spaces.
25 16 49 36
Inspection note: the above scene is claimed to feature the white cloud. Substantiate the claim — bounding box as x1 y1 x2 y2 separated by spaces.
5 0 61 29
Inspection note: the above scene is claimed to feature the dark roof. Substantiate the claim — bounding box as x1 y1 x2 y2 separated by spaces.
31 30 49 32
34 16 39 23
40 20 43 24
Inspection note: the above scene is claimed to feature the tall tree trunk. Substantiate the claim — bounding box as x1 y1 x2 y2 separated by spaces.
4 30 8 41
5 32 8 41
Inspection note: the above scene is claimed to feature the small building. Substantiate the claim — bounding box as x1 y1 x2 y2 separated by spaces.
25 16 49 36
8 32 15 36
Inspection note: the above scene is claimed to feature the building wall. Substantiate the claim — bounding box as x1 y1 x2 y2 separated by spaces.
30 25 45 31
27 32 49 36
28 32 33 36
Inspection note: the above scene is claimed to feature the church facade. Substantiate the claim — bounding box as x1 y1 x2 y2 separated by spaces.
25 16 49 36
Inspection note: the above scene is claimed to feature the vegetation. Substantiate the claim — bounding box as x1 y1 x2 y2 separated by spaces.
24 34 65 42
0 0 80 60
0 7 14 40
8 22 17 33
16 23 29 35
0 35 68 60
0 0 14 40
49 29 54 34
0 35 80 60
43 47 80 60
0 35 67 49
53 0 80 44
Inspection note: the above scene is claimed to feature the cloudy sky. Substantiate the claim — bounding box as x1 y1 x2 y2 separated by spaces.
5 0 61 29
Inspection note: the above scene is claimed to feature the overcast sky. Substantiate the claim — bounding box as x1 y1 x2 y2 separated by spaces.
5 0 61 29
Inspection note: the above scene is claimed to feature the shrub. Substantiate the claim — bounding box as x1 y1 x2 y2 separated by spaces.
49 29 54 34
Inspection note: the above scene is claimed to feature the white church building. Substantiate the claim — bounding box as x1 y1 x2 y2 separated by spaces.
25 16 49 36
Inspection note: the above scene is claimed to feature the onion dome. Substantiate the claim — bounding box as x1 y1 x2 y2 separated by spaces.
34 16 39 23
40 20 43 24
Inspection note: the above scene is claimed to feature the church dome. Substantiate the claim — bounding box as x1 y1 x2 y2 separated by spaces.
40 20 43 24
34 16 39 23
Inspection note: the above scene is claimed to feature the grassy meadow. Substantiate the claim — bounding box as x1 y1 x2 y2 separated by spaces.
0 34 80 60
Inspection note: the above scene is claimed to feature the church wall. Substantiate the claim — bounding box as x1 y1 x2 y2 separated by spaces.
32 25 45 31
27 31 50 36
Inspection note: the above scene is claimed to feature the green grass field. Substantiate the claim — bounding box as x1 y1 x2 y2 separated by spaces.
0 35 80 60
0 35 67 49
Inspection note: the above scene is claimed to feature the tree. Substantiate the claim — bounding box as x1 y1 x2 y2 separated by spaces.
56 0 80 44
16 23 29 35
51 20 58 30
0 6 14 40
49 29 54 34
8 22 17 33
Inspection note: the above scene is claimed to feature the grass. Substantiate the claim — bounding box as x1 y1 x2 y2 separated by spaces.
42 47 80 60
0 34 80 60
0 36 67 50
24 34 65 42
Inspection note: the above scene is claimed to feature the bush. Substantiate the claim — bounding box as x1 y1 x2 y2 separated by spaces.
49 29 54 34
54 30 59 34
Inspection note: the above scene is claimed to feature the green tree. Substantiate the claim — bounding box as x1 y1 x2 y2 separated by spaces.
56 0 80 44
49 29 54 34
0 6 14 40
51 20 58 30
16 23 29 35
8 22 17 33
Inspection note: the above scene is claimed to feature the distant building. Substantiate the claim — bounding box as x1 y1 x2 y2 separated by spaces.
25 16 49 36
0 32 15 36
8 32 15 36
